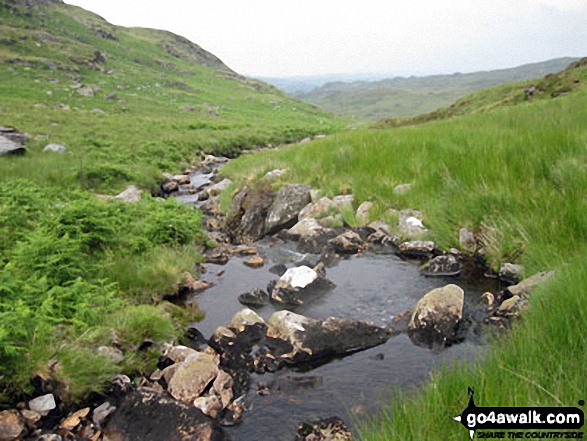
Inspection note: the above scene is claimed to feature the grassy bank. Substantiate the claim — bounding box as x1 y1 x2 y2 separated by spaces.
220 89 587 437
0 0 346 403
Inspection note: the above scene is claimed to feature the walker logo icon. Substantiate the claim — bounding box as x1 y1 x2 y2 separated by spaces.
453 388 585 439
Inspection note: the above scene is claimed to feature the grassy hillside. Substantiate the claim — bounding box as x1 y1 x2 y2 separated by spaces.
379 57 587 128
0 0 345 191
220 80 587 438
297 57 578 120
0 0 345 403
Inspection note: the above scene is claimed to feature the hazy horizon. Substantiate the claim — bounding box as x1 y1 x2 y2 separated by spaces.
63 0 587 78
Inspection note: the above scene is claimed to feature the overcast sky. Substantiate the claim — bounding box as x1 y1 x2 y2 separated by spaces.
63 0 587 78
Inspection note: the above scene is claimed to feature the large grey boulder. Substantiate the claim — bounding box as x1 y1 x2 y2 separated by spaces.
114 185 142 203
287 218 324 238
0 135 26 156
167 352 219 402
265 184 312 234
269 265 332 305
224 186 275 244
408 284 464 348
267 311 389 363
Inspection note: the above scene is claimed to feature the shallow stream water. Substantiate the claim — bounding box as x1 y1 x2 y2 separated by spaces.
190 239 498 440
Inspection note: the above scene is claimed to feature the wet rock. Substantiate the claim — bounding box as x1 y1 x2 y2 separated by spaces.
167 352 219 402
221 401 244 427
177 271 211 295
212 370 234 408
92 402 116 425
114 185 142 203
243 256 264 268
42 143 67 153
228 308 265 331
422 255 460 276
224 186 275 244
0 410 25 441
265 184 312 234
408 284 464 348
238 288 270 308
398 240 436 259
297 228 339 254
506 271 555 298
499 263 524 283
60 407 90 430
193 395 222 419
166 345 199 364
328 231 368 254
269 266 332 305
288 218 325 238
207 179 232 197
103 390 227 441
28 393 56 416
267 311 389 363
295 416 352 441
37 435 62 441
231 245 258 256
162 180 179 193
393 183 412 195
205 249 229 265
459 227 477 253
390 309 413 333
355 201 373 226
481 292 496 310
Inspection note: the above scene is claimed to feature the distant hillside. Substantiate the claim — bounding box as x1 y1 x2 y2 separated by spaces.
296 58 579 120
0 0 343 183
377 57 587 128
259 73 395 94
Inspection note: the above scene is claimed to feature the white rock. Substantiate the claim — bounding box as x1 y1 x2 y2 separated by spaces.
207 179 232 197
43 143 67 153
228 308 265 329
28 394 56 416
264 169 286 180
405 217 424 228
288 218 324 237
279 266 318 289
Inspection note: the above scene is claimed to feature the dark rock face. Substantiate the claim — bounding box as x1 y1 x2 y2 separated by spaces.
224 186 276 244
103 390 228 441
264 184 312 235
328 231 368 254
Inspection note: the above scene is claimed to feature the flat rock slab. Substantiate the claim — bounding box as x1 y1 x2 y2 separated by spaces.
103 390 227 441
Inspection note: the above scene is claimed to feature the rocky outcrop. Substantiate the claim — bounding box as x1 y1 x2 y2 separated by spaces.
265 184 312 234
224 186 275 244
408 284 464 348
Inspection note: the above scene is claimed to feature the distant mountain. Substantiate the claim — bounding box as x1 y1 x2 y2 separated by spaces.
258 73 395 94
294 58 580 120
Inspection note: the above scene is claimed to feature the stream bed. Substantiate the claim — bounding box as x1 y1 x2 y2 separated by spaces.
189 238 499 440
